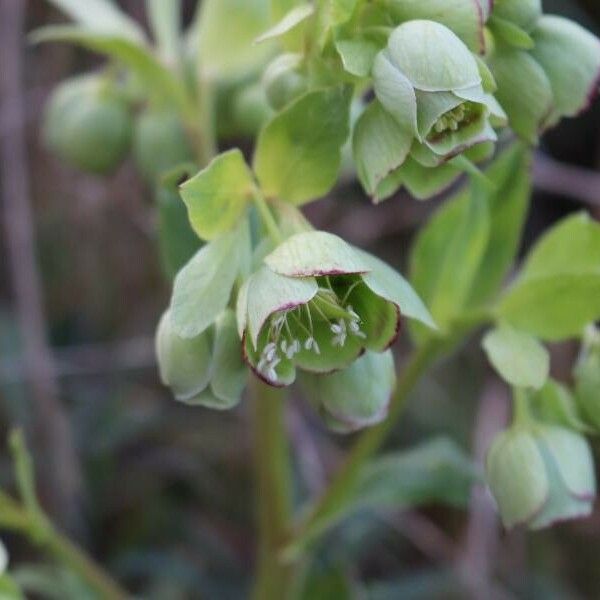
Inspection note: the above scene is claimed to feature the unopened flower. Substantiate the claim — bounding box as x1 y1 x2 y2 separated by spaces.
372 20 506 166
486 424 596 529
301 350 396 434
156 309 247 409
575 326 600 432
237 231 434 387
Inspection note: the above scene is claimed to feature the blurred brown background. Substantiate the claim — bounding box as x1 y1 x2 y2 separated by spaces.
1 1 600 598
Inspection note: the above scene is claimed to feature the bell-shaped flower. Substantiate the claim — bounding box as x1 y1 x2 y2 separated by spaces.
372 20 506 168
486 424 596 529
300 350 396 434
156 309 247 409
237 231 434 387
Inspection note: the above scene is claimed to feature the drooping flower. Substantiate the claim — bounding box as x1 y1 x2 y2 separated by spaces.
486 424 596 529
237 231 434 387
156 309 247 409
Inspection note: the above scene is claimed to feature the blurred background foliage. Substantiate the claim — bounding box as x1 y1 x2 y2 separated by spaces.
0 1 599 598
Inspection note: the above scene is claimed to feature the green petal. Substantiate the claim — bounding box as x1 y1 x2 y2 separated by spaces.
531 16 600 118
210 310 248 408
385 20 481 92
372 51 418 134
486 428 548 528
246 266 318 347
347 285 400 352
355 248 436 329
264 231 370 277
537 426 596 500
387 0 486 53
353 100 414 197
236 277 250 339
155 310 213 402
414 90 463 141
489 45 553 143
291 318 364 374
425 112 494 159
301 350 395 433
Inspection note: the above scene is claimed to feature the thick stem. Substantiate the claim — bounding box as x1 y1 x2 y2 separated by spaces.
251 378 294 600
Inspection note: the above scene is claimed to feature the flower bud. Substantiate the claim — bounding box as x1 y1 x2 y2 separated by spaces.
262 53 308 111
301 350 395 433
575 327 600 431
487 425 596 529
156 309 247 409
44 74 133 174
133 109 193 183
232 83 274 136
155 309 213 403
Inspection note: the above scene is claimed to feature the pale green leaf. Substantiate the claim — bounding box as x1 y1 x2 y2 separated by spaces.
255 3 314 43
171 227 246 338
197 0 272 78
46 0 144 40
254 87 352 205
180 149 254 241
335 38 380 77
482 325 549 389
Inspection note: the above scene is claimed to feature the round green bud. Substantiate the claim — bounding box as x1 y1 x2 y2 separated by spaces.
133 109 193 183
43 74 133 174
232 83 274 136
262 54 307 111
486 424 596 529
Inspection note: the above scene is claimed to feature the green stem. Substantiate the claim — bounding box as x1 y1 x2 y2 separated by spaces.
512 388 533 426
0 492 128 599
253 189 284 245
251 378 294 600
286 339 440 556
196 72 217 165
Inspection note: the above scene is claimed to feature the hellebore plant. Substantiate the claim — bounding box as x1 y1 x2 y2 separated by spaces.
29 0 600 597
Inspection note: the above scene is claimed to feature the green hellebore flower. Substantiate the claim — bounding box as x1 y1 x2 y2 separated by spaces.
301 350 396 434
575 326 600 432
486 425 596 529
237 231 434 387
372 20 506 169
156 309 247 409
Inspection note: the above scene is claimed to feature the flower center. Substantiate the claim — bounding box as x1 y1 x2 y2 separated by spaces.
255 280 367 382
429 101 478 139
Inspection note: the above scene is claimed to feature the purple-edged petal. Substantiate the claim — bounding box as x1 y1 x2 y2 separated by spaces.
264 231 370 277
246 266 318 347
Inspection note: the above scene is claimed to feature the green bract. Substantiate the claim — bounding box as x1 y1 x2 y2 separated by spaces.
301 350 396 434
237 231 434 387
156 309 247 409
44 74 133 174
358 20 505 196
262 53 308 111
486 425 596 529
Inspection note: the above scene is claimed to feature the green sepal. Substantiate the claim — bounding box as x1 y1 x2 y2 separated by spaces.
301 350 395 433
